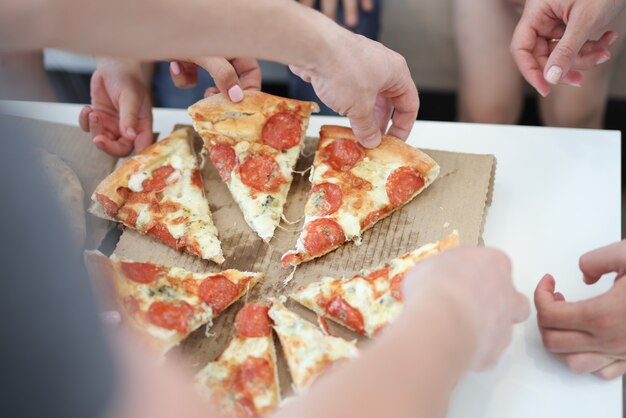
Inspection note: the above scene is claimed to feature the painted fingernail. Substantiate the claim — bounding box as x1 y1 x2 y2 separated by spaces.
228 85 244 102
100 310 121 326
596 55 611 65
170 61 181 76
609 33 619 46
361 133 381 149
568 81 582 88
126 127 137 138
93 139 105 150
545 66 563 84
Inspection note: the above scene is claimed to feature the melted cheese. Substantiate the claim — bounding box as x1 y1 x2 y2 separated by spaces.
269 302 357 391
128 170 150 192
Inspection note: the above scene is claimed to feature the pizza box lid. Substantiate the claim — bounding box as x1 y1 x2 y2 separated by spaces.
19 117 496 395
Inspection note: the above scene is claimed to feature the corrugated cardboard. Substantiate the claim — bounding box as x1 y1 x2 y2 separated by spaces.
14 118 495 394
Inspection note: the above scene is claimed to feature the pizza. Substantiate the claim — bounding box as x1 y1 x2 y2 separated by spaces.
289 232 459 337
268 299 358 393
89 128 224 264
281 125 440 267
188 91 319 242
84 251 262 353
196 303 281 417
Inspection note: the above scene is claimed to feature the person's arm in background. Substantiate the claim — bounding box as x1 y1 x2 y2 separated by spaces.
0 50 57 101
510 0 626 96
1 0 416 148
298 0 375 29
535 240 626 380
278 247 529 418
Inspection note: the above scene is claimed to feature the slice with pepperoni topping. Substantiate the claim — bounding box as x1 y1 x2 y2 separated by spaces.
282 125 440 267
195 303 280 417
84 251 263 353
269 299 358 393
289 232 459 337
89 128 224 264
188 91 319 242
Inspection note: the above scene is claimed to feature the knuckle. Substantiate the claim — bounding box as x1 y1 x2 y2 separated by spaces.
542 331 560 351
563 356 585 374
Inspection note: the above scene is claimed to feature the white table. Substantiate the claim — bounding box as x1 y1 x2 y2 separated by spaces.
1 100 621 418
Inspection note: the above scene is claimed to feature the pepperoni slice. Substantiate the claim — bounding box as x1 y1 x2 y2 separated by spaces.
198 275 239 314
325 296 365 334
191 169 204 190
303 218 345 257
147 224 178 249
142 165 177 192
117 186 132 200
309 183 343 216
239 154 283 192
386 167 425 207
235 304 271 338
390 272 406 301
323 138 364 172
210 144 237 182
147 300 193 333
262 111 302 150
232 357 274 392
120 261 164 284
96 193 119 217
363 266 390 282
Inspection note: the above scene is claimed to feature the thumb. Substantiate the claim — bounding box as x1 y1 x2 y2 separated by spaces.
579 240 626 285
195 57 244 102
544 16 592 84
118 88 141 140
348 104 381 148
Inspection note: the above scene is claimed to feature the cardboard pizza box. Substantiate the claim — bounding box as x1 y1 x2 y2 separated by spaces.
15 116 496 394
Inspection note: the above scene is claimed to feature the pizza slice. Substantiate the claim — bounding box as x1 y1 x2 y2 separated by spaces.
84 251 262 353
282 125 440 267
289 232 459 337
196 303 281 417
89 128 224 264
188 91 319 242
268 299 358 393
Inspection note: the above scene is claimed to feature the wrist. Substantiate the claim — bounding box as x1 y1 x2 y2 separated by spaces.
96 58 152 85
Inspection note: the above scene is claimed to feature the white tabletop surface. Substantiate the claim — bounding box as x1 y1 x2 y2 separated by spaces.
1 100 622 418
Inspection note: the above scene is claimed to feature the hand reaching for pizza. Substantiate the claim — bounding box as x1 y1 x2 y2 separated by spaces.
79 59 153 157
405 247 530 371
535 240 626 380
298 0 375 28
290 33 418 148
511 0 624 96
169 57 262 102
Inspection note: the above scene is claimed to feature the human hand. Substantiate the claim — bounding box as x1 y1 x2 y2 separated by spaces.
169 57 261 102
511 0 625 96
535 240 626 380
291 33 418 148
405 247 530 371
79 59 153 157
298 0 374 28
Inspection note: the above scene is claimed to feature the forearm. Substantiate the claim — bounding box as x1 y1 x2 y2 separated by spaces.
0 50 57 101
2 0 345 69
277 291 475 418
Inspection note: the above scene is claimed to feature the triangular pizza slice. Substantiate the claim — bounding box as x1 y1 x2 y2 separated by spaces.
282 125 440 267
290 232 459 337
188 91 319 242
196 303 281 417
89 128 224 264
268 299 358 393
84 251 262 353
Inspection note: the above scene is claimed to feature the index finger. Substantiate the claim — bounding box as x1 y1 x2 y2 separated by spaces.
511 15 551 97
385 75 419 140
534 274 595 331
579 240 626 285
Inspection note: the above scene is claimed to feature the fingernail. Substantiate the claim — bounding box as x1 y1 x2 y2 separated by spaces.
100 310 121 326
228 85 244 102
568 81 582 88
361 133 381 149
126 127 137 138
170 61 181 76
545 66 563 84
609 33 619 46
93 139 105 150
596 55 611 65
